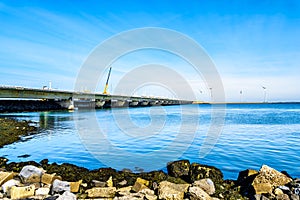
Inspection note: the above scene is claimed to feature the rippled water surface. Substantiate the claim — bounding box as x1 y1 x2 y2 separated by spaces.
1 103 299 179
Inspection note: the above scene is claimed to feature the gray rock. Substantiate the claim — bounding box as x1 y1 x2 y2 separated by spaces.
291 194 300 200
253 194 262 200
275 194 289 200
52 179 70 194
158 181 189 200
189 186 212 200
56 191 76 200
19 165 44 183
193 178 215 195
118 179 127 186
253 194 270 200
261 195 271 200
278 185 290 192
140 188 157 200
117 190 155 200
2 179 21 195
153 182 158 191
295 187 300 195
35 187 50 197
117 186 132 196
92 179 106 187
294 178 300 183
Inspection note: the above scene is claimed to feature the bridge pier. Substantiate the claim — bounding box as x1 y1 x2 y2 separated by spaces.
129 100 139 107
95 100 106 108
56 99 74 110
140 100 149 106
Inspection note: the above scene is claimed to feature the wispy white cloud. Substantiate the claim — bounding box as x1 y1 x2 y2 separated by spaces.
0 1 299 101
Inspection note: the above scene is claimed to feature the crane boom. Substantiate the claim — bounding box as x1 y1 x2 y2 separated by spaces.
103 66 112 94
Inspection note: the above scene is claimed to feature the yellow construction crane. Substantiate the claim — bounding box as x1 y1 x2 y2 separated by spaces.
103 66 112 94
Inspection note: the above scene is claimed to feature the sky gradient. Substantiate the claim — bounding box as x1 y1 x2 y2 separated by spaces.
0 0 299 102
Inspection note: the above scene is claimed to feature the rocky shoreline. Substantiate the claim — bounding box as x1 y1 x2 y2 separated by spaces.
0 158 299 200
0 118 37 148
1 118 300 199
0 100 64 113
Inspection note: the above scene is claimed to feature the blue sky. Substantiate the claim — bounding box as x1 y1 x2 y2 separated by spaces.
0 0 299 102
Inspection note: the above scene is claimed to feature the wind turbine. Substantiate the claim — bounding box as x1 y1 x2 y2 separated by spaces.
240 90 243 103
261 86 267 103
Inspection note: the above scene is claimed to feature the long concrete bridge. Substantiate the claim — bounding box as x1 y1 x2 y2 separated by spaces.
0 86 193 110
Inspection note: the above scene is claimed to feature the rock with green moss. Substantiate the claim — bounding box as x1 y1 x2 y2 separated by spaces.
167 160 190 182
189 163 223 184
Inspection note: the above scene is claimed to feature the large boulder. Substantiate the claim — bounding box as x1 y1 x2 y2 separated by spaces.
10 185 35 200
52 179 71 194
189 163 223 184
19 165 44 183
2 179 21 195
193 178 215 195
167 160 190 181
239 165 292 196
252 165 292 188
158 181 189 200
189 186 213 200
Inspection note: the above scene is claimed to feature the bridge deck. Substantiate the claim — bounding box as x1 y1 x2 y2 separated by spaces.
0 86 192 105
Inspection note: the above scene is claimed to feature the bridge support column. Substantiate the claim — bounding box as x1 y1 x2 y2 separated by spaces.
95 100 105 108
111 100 125 108
140 100 149 106
129 100 139 107
57 99 74 110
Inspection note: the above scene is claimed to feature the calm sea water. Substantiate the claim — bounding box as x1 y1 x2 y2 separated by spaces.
0 103 299 180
